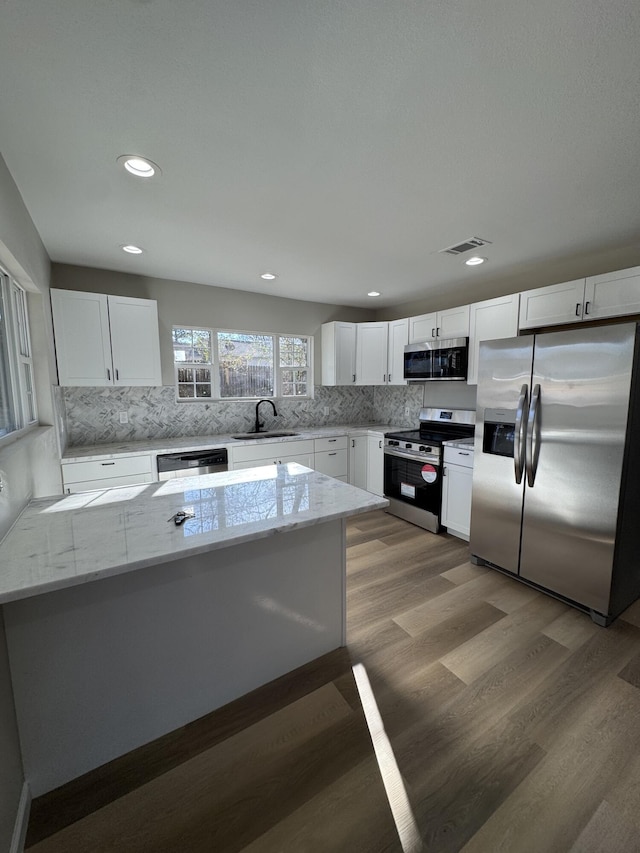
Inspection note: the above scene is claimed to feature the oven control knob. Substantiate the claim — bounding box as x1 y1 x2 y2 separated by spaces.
388 440 399 446
405 443 412 449
419 445 427 452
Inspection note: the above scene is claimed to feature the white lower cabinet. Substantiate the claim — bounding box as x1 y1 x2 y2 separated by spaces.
349 431 384 495
314 436 348 481
62 454 154 493
366 434 384 496
230 439 315 471
441 445 474 540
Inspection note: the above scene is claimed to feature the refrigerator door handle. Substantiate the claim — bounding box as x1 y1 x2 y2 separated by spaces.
526 383 541 487
514 383 529 484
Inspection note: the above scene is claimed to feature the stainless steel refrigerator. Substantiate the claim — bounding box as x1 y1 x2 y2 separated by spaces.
470 322 640 625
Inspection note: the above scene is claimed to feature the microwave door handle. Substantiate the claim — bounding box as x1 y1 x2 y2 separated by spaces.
525 384 541 487
514 383 529 484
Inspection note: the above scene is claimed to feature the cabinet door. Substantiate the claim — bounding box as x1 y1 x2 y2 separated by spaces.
108 296 162 386
348 434 368 489
356 322 388 385
387 318 408 385
51 289 113 386
519 279 586 329
366 434 384 496
467 293 520 385
408 312 437 343
437 304 470 339
442 463 473 539
584 266 640 320
321 322 356 385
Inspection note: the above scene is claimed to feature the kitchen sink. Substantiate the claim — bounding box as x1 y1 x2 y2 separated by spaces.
231 431 300 440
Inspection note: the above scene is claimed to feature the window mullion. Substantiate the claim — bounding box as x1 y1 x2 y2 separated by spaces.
211 330 221 398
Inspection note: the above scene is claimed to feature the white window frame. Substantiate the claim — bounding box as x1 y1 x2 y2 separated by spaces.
0 267 37 440
172 325 314 402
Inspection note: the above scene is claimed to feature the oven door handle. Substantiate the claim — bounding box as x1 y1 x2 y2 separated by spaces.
383 447 440 465
514 383 529 485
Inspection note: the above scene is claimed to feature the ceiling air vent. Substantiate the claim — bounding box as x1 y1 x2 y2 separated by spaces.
438 237 491 256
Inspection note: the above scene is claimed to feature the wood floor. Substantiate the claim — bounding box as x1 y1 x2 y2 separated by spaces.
25 511 640 852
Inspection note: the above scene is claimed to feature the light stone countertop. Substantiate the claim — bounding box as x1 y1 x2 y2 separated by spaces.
442 437 475 450
61 424 403 463
0 464 388 605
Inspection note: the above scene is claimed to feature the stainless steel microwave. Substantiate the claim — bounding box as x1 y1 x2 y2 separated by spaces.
403 338 468 381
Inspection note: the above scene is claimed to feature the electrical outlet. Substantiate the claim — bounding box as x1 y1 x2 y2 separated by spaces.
323 406 330 416
119 412 129 424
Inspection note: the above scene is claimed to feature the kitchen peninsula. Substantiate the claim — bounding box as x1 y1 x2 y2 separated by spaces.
0 464 386 796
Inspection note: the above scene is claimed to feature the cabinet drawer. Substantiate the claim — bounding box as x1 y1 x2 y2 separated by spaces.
65 473 154 493
232 439 314 464
62 454 153 485
443 446 474 467
315 448 348 478
314 435 348 453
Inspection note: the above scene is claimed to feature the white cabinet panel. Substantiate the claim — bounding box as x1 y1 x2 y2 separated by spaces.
233 453 314 470
518 279 586 329
231 440 315 466
348 433 368 490
51 290 113 386
314 435 348 453
409 306 469 343
441 446 474 540
356 322 388 386
467 294 520 385
51 289 162 387
366 434 384 497
62 453 154 493
107 296 162 386
408 312 437 343
321 322 356 385
584 266 640 320
315 449 348 478
387 318 408 385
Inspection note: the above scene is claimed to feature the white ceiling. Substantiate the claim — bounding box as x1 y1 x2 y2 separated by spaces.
1 1 640 309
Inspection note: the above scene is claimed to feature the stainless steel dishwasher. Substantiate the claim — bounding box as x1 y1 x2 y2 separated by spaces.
156 448 228 480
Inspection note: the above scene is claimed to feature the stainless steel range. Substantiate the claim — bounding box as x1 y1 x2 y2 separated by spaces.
384 408 475 533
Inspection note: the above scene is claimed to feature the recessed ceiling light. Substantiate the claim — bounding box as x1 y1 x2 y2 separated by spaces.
465 256 487 266
367 291 381 297
121 244 144 254
260 272 277 280
117 155 161 178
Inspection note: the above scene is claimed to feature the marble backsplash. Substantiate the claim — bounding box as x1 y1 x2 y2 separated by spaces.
63 385 378 446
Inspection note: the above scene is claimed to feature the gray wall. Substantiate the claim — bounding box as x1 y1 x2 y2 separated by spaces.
0 152 56 853
51 264 376 386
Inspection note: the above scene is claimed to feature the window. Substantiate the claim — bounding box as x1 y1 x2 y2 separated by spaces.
172 326 312 400
0 269 37 438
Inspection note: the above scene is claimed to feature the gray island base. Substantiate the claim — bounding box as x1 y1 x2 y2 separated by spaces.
0 464 387 795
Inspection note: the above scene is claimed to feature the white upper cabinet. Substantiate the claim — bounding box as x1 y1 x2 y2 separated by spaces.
356 322 388 386
321 321 357 385
408 305 469 342
518 278 586 329
387 318 408 385
51 289 162 387
583 265 640 320
467 293 520 385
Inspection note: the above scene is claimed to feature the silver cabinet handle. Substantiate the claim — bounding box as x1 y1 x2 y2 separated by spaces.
514 383 529 485
115 369 119 380
351 439 355 448
328 452 337 456
101 462 115 466
379 439 382 448
584 301 591 315
353 374 356 382
107 368 111 380
575 302 581 317
459 452 470 456
443 467 447 476
526 384 541 487
431 327 435 338
388 373 391 382
436 327 440 337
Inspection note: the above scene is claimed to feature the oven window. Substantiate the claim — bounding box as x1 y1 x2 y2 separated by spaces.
384 454 442 515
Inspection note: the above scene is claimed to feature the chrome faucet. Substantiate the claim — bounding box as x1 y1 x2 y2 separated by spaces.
254 399 278 433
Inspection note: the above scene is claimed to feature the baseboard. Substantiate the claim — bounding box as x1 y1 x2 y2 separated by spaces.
10 782 31 853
